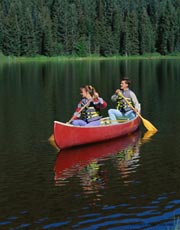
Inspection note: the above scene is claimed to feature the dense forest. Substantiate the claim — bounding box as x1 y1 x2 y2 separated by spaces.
0 0 180 57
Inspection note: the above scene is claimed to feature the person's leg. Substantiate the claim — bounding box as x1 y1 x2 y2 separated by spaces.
108 109 123 123
124 111 136 120
85 120 101 126
71 119 87 126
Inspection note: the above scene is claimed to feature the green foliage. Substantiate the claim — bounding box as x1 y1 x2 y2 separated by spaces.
139 8 155 54
0 0 180 57
74 37 88 57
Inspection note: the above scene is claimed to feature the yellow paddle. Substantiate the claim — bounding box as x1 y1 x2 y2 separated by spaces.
119 93 158 132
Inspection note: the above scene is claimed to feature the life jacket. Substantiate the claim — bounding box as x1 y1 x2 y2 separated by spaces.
81 98 102 122
116 89 134 112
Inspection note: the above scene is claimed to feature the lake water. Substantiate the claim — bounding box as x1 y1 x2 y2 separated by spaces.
0 59 180 229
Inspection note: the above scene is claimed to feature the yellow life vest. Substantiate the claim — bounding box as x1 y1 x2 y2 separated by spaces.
116 90 134 112
81 100 101 122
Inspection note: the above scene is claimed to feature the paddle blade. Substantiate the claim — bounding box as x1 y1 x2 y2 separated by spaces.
141 117 158 132
48 134 60 151
141 130 157 143
48 134 54 142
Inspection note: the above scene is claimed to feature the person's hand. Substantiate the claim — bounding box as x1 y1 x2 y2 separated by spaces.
93 92 99 99
86 95 93 101
116 89 121 94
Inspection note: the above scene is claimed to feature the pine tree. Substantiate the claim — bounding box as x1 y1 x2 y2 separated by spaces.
122 12 131 56
58 0 74 54
2 0 21 56
111 2 122 55
20 6 37 56
41 6 53 56
128 10 139 55
0 0 180 57
94 0 115 56
79 0 97 55
157 0 175 54
174 8 180 52
51 0 61 55
122 10 139 55
139 8 155 54
32 0 45 55
0 4 3 52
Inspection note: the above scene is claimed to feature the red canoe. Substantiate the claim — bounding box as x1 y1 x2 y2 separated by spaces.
54 116 141 149
54 130 141 181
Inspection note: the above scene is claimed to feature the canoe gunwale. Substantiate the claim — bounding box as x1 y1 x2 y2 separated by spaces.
54 117 135 128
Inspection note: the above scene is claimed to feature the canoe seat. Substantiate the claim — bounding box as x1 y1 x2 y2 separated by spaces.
100 117 128 125
100 117 111 125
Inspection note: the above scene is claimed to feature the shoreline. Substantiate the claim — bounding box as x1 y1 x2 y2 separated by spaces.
1 54 180 63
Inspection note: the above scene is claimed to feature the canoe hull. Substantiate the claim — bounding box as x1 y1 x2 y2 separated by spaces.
54 116 141 149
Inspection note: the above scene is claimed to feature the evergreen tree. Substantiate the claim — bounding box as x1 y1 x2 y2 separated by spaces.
174 8 180 52
42 6 53 56
2 0 21 56
166 0 176 53
51 0 62 55
94 0 114 56
111 2 123 55
58 0 73 54
139 8 155 54
122 11 139 55
20 6 37 56
74 36 88 56
0 4 3 52
157 0 175 54
79 0 97 55
32 0 46 55
68 2 79 55
121 12 131 56
128 10 139 55
0 0 180 57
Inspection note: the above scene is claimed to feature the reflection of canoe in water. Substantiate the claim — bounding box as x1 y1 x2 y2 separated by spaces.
54 130 141 181
54 116 141 149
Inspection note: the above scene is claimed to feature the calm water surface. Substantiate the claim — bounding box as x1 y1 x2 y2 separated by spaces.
0 59 180 229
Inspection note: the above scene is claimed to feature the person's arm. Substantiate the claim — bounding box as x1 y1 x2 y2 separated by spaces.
111 89 122 102
93 92 107 109
111 94 118 101
72 100 83 119
94 97 107 109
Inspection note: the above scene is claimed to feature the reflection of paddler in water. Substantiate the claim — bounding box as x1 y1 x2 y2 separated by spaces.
54 130 156 187
113 130 156 184
73 134 142 196
73 130 155 195
77 161 105 195
114 141 141 182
